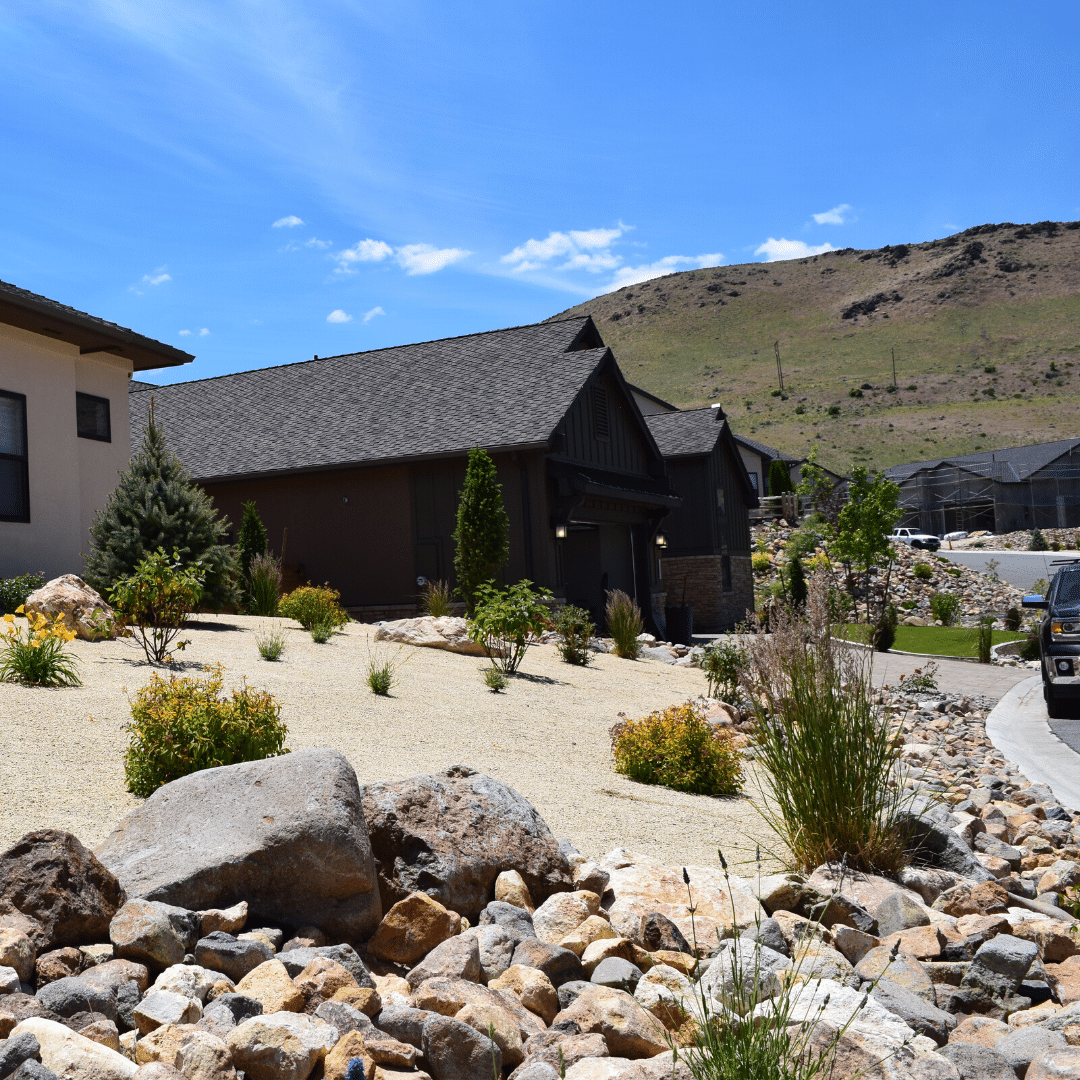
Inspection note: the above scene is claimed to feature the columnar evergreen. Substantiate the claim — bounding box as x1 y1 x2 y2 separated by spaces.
768 458 793 496
453 447 510 615
238 501 269 579
84 406 239 609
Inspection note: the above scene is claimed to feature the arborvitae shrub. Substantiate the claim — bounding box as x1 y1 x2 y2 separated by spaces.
453 447 510 615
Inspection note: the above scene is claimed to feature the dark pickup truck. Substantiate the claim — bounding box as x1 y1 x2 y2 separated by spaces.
1023 559 1080 719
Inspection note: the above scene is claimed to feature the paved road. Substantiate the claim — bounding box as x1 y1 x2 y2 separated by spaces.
869 651 1032 702
937 549 1080 593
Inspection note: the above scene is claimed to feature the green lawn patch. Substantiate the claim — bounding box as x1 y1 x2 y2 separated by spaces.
836 624 1025 658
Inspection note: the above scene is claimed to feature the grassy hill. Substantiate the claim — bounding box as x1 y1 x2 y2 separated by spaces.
552 220 1080 474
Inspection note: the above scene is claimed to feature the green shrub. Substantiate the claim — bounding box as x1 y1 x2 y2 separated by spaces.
279 584 349 631
976 616 994 664
422 580 453 617
1005 607 1022 632
0 608 81 687
930 591 961 626
701 638 747 701
483 666 508 692
453 447 510 615
367 660 393 694
124 663 288 796
848 387 863 398
468 581 552 675
247 553 281 617
0 573 44 615
768 459 793 495
912 562 934 580
827 404 841 416
553 605 594 666
606 590 643 659
751 552 771 574
255 623 286 661
873 602 898 652
310 617 336 644
787 554 807 608
1030 528 1050 551
110 549 203 664
238 500 268 590
611 702 743 795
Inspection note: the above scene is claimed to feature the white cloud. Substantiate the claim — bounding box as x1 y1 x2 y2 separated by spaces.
502 226 627 270
326 309 353 323
362 306 386 323
569 227 623 250
178 329 192 336
609 253 724 289
305 237 332 249
755 238 836 262
130 266 171 294
395 244 470 275
559 251 622 273
273 215 304 228
333 238 394 272
812 204 852 226
198 327 210 336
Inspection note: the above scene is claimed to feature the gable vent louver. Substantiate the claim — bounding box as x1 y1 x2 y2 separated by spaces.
592 387 610 440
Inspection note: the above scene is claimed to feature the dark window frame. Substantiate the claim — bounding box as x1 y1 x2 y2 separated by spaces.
0 390 30 524
76 392 112 442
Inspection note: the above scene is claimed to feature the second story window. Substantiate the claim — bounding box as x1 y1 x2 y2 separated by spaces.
0 391 29 522
76 393 111 442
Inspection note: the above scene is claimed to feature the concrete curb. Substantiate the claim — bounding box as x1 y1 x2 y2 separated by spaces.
985 675 1080 812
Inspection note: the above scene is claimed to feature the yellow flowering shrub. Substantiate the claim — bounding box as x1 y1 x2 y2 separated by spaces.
0 606 81 686
752 552 772 574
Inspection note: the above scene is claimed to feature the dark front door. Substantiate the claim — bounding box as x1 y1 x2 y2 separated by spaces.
563 521 637 629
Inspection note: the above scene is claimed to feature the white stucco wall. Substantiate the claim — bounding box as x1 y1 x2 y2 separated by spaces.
0 323 132 579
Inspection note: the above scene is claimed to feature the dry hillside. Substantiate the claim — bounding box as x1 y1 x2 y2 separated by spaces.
553 220 1080 474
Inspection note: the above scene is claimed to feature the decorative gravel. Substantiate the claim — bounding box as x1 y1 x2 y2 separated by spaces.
0 615 776 872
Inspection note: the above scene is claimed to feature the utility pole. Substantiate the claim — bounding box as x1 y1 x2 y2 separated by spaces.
891 347 897 388
774 340 785 392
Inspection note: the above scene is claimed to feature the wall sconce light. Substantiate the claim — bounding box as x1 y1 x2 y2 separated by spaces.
654 532 667 548
555 523 568 539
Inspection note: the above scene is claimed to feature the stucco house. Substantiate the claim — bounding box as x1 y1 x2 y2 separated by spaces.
0 280 192 579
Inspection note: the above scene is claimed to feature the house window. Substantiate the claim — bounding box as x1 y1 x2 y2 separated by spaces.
722 554 733 592
0 391 29 523
76 393 111 442
748 472 758 494
592 387 610 440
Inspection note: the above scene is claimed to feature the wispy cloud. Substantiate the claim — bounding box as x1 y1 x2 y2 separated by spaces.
755 238 836 262
502 225 630 274
812 204 852 226
130 266 171 294
273 215 304 228
178 329 191 336
609 254 723 289
362 306 385 322
198 327 210 336
178 326 211 336
332 238 469 276
326 309 353 323
304 237 332 249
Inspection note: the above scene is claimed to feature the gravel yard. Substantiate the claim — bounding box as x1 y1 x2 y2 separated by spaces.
0 615 776 872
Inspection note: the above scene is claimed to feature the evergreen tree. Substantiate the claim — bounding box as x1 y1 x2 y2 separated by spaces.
787 553 808 608
768 458 793 496
453 447 510 615
238 501 269 579
84 405 239 609
1029 528 1049 551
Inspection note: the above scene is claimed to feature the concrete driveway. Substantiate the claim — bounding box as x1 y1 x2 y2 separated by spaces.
937 550 1080 593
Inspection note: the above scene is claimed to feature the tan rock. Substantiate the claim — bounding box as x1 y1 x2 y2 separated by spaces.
331 985 382 1016
294 958 358 1012
409 976 544 1039
560 915 617 957
324 1031 375 1080
35 947 82 987
1009 1002 1063 1028
227 1013 339 1080
832 926 880 966
1012 921 1080 964
1047 955 1080 1006
235 959 305 1013
13 1017 138 1080
366 893 456 966
599 849 763 945
494 870 535 913
0 1011 16 1039
0 928 35 984
137 1023 236 1080
1027 1048 1080 1080
133 990 203 1035
489 964 559 1024
878 925 946 961
532 893 593 944
581 937 636 976
199 903 248 937
372 973 411 1006
373 616 485 655
787 940 857 988
854 947 935 1003
933 880 1010 917
456 1001 524 1066
648 949 697 977
633 964 694 1029
81 1019 122 1052
807 866 922 913
25 574 118 639
551 984 668 1058
949 1014 1011 1047
363 1036 418 1068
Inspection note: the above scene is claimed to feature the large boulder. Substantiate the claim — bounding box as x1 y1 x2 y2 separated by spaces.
361 765 573 919
373 616 485 655
12 1017 137 1080
0 831 125 951
24 575 117 640
96 749 381 941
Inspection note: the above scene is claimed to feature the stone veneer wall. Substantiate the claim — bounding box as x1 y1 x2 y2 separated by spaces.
660 554 754 632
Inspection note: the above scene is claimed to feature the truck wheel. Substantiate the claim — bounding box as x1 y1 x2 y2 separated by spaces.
1046 683 1075 719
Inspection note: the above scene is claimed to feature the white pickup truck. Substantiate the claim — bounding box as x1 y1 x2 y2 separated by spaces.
890 527 941 552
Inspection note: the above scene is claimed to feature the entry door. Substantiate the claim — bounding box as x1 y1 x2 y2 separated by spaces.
563 525 603 622
598 523 636 602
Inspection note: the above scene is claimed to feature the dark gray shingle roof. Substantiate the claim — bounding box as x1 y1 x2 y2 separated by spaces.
130 318 606 481
645 407 728 456
730 432 801 463
884 438 1080 484
0 279 193 371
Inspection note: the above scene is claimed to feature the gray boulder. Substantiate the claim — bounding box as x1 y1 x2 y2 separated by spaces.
361 764 572 919
590 957 643 992
36 975 118 1022
899 810 995 883
9 1063 59 1080
276 944 374 987
511 939 584 988
937 1042 1016 1080
511 1064 560 1080
868 978 955 1045
995 1027 1068 1078
874 892 931 938
642 913 691 954
960 934 1038 1004
422 1013 502 1080
464 925 516 984
109 899 189 968
374 1005 442 1050
96 748 382 940
313 999 377 1038
556 980 593 1012
406 934 481 988
974 833 1023 870
479 902 537 943
0 1033 41 1078
194 932 273 982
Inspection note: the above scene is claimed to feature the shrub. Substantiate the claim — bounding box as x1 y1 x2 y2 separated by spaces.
553 605 594 665
468 581 552 675
741 572 915 874
701 638 747 701
1030 528 1050 551
976 615 994 664
930 591 961 626
827 404 841 416
873 602 898 653
279 585 348 631
483 666 508 692
422 580 453 617
247 553 281 617
848 387 863 397
124 663 288 796
367 660 393 694
912 562 934 579
0 573 44 615
255 623 287 661
611 702 743 795
787 554 807 608
0 608 81 687
1005 607 1022 632
606 590 643 659
310 618 336 644
453 447 510 615
238 501 268 586
109 549 204 664
768 459 793 495
751 552 772 574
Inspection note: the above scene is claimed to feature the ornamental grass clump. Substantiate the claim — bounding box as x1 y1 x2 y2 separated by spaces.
741 571 915 875
124 663 288 796
606 589 643 659
278 584 349 631
611 702 743 796
422 579 453 617
0 607 81 687
254 622 287 661
553 604 595 666
247 552 281 617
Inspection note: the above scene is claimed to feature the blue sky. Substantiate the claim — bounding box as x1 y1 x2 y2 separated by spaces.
3 1 1078 383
